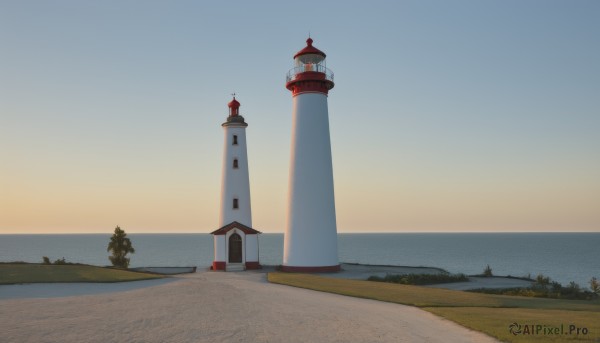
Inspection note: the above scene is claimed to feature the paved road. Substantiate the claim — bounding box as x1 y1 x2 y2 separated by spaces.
0 271 498 342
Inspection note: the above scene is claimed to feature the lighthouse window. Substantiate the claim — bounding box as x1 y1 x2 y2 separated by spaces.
233 198 239 209
233 159 239 169
233 135 238 145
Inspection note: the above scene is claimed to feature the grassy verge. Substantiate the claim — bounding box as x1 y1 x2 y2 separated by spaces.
268 273 600 342
0 263 164 284
427 307 600 343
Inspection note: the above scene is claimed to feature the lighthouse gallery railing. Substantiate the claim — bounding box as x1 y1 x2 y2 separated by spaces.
286 64 334 83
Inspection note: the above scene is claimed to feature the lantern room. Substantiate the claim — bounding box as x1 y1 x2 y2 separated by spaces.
286 37 334 95
228 97 240 117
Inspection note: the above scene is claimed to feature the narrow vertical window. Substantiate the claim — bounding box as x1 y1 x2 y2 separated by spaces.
233 198 239 209
233 135 238 145
233 159 239 169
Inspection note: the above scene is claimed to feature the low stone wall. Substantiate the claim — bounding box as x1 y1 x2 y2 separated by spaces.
131 267 196 275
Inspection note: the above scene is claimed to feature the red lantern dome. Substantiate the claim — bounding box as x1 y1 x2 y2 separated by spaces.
222 96 247 127
293 38 326 59
228 97 240 117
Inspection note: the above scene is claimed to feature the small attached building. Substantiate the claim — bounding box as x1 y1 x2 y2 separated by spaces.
211 221 261 271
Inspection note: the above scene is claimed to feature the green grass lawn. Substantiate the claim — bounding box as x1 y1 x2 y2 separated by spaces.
0 263 164 284
427 307 600 343
268 273 600 343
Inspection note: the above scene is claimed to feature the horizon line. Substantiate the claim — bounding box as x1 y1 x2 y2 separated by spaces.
1 231 598 235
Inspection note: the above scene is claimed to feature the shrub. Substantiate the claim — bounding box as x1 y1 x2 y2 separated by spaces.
590 277 599 294
368 272 468 285
534 274 551 289
551 281 562 292
53 257 67 265
483 265 493 277
470 276 597 300
568 281 581 292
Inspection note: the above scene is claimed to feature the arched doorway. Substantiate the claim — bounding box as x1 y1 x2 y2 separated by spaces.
229 233 242 263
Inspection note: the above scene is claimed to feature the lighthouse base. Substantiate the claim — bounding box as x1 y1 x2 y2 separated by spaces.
280 264 341 273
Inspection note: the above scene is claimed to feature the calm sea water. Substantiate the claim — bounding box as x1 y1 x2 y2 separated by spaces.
1 233 598 288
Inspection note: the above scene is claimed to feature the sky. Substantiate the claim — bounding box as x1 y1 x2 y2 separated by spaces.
1 1 599 234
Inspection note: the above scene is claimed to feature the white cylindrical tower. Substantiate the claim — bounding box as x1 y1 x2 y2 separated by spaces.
212 96 260 272
219 97 252 228
282 38 340 272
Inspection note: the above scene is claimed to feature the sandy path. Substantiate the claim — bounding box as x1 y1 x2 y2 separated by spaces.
0 272 498 342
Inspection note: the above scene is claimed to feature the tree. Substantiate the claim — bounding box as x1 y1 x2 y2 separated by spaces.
107 226 135 268
483 264 493 277
535 274 551 289
590 277 600 294
568 281 580 293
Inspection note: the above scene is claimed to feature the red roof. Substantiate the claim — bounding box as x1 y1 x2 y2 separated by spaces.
294 38 326 59
210 221 261 235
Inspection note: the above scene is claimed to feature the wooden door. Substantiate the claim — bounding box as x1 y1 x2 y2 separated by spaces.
229 233 242 263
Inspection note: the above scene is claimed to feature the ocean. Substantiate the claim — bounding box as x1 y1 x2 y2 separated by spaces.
1 233 598 288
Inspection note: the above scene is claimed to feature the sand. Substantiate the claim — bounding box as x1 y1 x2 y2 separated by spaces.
0 271 498 343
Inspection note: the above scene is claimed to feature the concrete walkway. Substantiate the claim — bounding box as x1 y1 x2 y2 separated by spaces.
0 271 498 343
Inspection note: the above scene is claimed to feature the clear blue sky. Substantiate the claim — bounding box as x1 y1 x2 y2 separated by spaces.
1 1 599 233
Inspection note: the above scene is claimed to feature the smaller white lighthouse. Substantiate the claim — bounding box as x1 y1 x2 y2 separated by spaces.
211 97 260 271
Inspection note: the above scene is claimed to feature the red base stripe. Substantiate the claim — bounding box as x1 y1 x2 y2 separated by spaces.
212 261 226 271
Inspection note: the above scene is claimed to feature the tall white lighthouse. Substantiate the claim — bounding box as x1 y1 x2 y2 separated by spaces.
282 38 340 272
211 97 260 271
